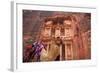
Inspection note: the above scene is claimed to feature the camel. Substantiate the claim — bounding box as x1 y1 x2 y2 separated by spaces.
40 40 60 61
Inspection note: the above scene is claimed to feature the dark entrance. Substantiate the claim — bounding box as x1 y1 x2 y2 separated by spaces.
62 44 65 60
